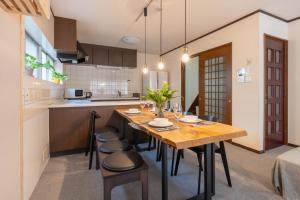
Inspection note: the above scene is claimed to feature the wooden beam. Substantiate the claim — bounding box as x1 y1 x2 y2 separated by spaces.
20 0 36 14
2 0 19 12
0 0 10 11
34 0 50 18
12 0 29 14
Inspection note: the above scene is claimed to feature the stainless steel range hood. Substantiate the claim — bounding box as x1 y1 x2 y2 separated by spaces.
57 41 89 64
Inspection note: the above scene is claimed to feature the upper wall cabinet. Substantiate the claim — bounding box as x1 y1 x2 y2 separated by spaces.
93 45 109 66
70 43 137 68
81 43 93 64
122 49 137 68
0 0 50 18
54 16 77 53
109 47 123 67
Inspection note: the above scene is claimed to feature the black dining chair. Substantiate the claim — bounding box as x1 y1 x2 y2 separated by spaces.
173 115 232 195
128 122 156 152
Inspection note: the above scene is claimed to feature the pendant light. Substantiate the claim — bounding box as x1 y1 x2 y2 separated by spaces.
157 0 165 70
143 7 149 74
181 0 190 63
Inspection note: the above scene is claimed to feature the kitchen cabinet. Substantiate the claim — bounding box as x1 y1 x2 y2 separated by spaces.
49 105 139 155
122 49 137 68
54 17 77 53
93 45 109 65
67 42 137 67
81 43 93 64
109 47 123 66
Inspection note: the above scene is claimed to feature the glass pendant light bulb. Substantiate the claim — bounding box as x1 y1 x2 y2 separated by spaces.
158 61 165 70
143 66 149 74
157 57 165 70
182 47 190 63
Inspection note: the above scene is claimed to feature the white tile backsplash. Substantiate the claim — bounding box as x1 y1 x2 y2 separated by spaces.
64 65 142 98
23 74 64 104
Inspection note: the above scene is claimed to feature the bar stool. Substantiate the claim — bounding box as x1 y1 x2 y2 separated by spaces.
88 111 121 170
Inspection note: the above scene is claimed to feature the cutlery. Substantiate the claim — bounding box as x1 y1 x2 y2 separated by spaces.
155 126 180 132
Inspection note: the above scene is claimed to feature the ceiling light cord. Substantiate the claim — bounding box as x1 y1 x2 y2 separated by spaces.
181 0 190 63
144 7 147 66
184 0 187 48
160 0 163 56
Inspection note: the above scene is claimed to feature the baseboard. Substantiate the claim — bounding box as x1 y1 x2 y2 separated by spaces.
287 143 299 147
227 141 265 154
50 148 86 157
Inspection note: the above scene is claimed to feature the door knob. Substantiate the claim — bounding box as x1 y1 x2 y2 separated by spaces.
228 100 232 103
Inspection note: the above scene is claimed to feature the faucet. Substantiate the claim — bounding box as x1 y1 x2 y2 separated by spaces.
117 90 122 98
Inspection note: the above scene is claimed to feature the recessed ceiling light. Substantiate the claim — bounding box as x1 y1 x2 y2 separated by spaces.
121 36 140 45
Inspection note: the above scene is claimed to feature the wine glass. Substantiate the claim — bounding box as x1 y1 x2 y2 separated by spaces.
172 103 182 120
140 101 146 111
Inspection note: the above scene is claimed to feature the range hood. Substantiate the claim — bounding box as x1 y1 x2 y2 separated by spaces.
57 42 89 64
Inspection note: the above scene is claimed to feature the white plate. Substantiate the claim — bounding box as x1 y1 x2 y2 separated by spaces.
148 121 173 128
179 118 202 123
125 110 141 114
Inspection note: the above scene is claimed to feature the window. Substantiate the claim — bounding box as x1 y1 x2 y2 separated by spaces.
25 34 56 82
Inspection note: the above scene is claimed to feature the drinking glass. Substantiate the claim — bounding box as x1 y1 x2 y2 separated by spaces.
172 103 182 120
140 101 146 111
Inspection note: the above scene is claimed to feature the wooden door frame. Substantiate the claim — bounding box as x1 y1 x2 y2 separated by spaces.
181 54 198 111
263 34 288 150
181 43 232 124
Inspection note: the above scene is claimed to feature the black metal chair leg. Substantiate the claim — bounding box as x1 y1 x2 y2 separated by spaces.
174 149 182 176
95 141 100 170
219 141 232 187
88 135 95 170
148 136 152 151
196 152 203 194
156 141 161 161
171 148 175 176
181 150 184 159
159 144 163 161
85 134 90 156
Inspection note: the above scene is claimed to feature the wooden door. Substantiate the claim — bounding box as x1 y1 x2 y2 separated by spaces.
264 35 288 150
198 43 232 125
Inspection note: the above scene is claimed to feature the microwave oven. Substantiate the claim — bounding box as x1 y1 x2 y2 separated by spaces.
64 88 90 99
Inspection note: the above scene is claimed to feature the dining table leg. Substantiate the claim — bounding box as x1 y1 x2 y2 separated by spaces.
161 142 168 200
187 143 215 200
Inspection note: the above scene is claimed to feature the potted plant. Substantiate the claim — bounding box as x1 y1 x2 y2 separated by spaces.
25 53 55 76
143 82 176 118
25 53 42 76
52 71 68 84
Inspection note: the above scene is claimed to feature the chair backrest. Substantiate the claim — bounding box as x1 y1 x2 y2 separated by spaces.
204 115 218 122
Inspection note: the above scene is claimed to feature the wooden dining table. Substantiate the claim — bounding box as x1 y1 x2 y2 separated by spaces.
116 109 247 200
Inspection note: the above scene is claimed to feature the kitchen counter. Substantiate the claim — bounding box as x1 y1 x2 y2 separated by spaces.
48 99 142 108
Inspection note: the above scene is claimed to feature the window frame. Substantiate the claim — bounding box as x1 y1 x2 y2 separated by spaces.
25 33 56 82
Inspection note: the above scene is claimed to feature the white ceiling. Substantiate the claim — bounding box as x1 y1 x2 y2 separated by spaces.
51 0 300 54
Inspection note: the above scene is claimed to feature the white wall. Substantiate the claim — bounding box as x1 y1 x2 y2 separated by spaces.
258 13 289 149
185 57 199 110
23 14 63 199
164 13 262 150
0 10 22 200
288 19 300 146
164 13 292 151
